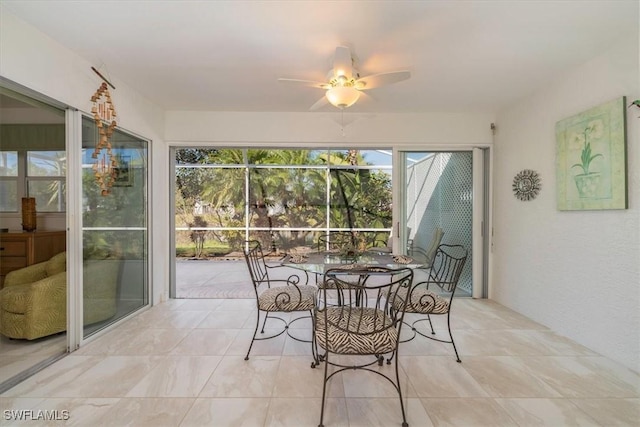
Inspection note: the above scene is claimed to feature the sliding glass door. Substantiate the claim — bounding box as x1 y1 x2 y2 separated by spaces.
0 84 68 393
172 148 392 298
171 146 486 299
81 116 149 337
401 150 485 297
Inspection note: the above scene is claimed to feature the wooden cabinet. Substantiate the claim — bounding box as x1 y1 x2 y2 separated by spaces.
0 230 66 288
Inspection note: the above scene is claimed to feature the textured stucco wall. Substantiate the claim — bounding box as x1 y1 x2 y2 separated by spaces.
493 32 640 372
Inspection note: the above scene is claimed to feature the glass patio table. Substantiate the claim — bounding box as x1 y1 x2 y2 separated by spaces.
282 250 423 275
282 249 423 308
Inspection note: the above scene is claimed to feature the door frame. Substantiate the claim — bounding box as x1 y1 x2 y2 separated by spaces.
393 145 492 298
70 110 153 348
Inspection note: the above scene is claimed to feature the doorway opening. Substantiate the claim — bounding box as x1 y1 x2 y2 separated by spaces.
402 151 474 297
171 148 393 298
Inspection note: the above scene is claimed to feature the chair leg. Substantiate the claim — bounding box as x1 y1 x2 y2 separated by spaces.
398 314 461 363
387 321 416 364
427 314 435 334
447 312 461 363
245 310 261 361
318 352 329 427
386 350 396 365
310 309 320 368
394 349 409 427
260 311 269 333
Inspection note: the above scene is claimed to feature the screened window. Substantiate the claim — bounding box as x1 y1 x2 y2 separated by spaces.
174 148 392 257
0 151 18 211
27 150 66 212
0 150 66 212
0 120 66 213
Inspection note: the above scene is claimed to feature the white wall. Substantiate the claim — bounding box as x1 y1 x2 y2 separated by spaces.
165 111 494 146
0 8 169 304
493 32 640 372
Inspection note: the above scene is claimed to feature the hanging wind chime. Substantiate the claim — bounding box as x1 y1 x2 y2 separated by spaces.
90 73 118 196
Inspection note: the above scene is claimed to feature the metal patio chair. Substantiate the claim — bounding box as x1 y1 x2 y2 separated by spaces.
243 240 317 362
314 265 414 427
392 244 467 363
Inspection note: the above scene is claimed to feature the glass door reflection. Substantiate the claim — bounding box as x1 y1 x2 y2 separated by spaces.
81 116 149 338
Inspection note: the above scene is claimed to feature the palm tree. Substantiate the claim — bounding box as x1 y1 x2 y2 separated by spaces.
174 148 393 254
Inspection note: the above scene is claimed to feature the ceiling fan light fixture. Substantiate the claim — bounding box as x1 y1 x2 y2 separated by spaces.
326 86 360 109
336 74 348 84
278 46 411 111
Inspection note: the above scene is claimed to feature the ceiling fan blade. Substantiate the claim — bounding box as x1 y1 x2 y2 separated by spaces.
355 70 411 90
309 95 328 111
278 78 328 89
333 46 353 79
357 91 375 103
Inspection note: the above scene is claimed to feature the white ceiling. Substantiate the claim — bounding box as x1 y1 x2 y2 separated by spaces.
3 0 638 114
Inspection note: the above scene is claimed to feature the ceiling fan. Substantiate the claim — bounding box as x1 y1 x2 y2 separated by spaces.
278 46 411 110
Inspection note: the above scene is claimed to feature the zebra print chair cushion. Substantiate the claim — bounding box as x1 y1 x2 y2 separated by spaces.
315 307 399 354
258 285 317 312
395 287 450 314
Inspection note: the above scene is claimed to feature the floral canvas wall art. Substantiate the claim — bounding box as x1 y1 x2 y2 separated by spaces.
556 97 627 210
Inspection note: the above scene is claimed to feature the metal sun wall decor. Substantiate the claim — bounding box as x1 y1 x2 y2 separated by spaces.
512 169 541 201
90 82 118 196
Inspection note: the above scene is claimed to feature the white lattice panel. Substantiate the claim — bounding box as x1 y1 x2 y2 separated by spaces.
406 152 473 294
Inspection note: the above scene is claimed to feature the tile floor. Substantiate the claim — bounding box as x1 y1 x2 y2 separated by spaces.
0 334 66 386
1 297 639 426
